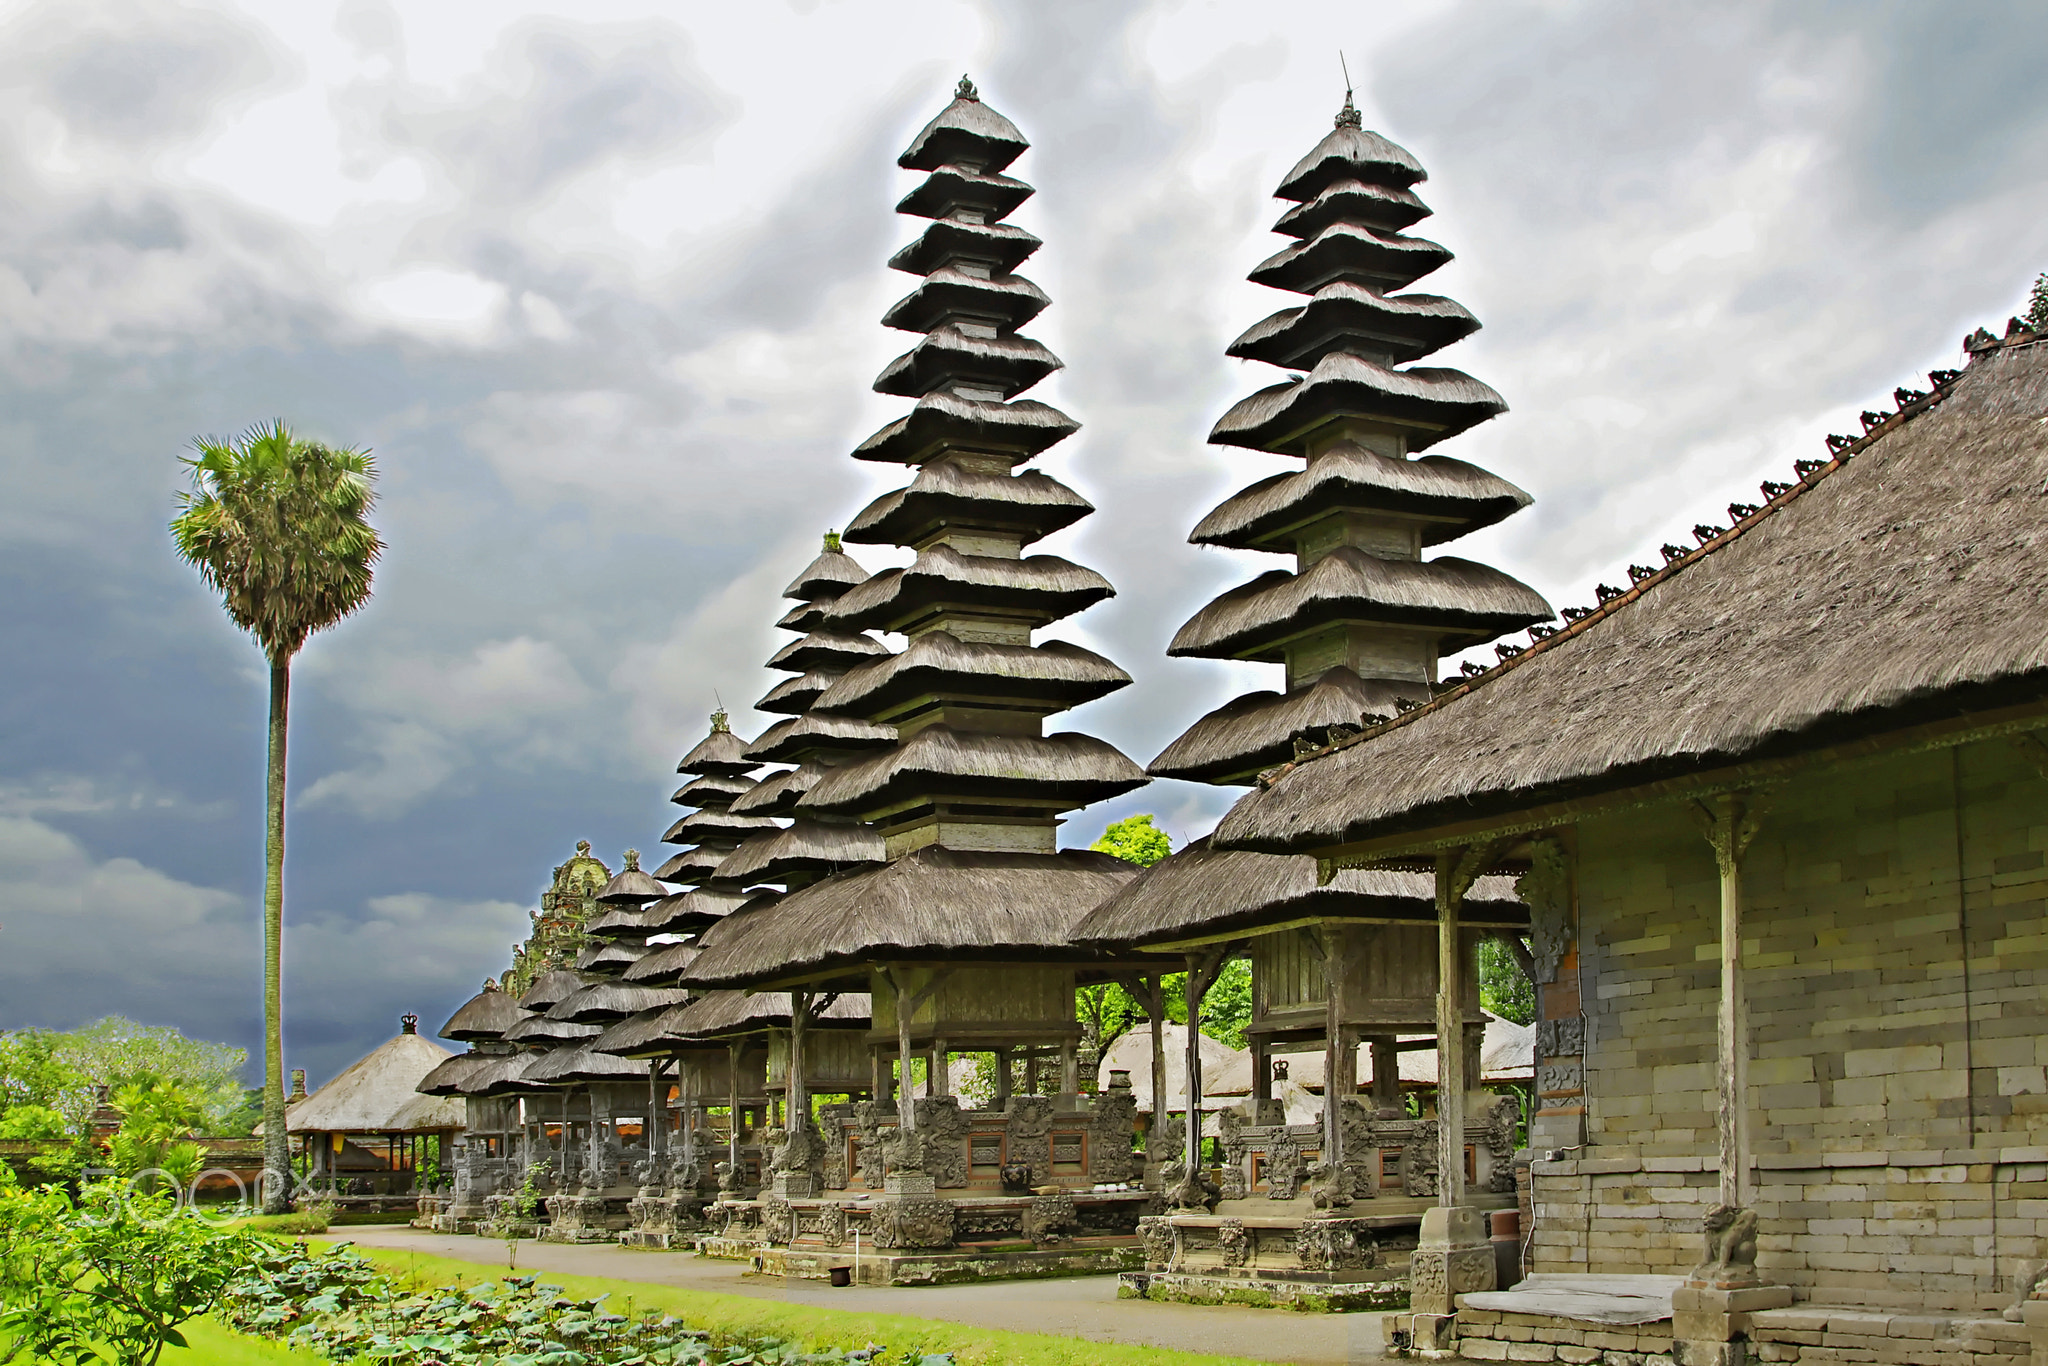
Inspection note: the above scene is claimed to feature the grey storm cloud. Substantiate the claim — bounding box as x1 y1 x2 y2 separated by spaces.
2 0 2045 1084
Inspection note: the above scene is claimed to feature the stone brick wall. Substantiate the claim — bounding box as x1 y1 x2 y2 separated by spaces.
1528 737 2048 1313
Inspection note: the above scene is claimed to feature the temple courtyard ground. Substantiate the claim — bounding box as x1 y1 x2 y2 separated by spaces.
332 1224 1393 1365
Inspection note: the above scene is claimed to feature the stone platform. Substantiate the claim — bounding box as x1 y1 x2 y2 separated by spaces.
1122 1268 1409 1313
698 1235 1144 1286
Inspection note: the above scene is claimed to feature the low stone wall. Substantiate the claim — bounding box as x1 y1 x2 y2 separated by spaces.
1450 1305 2034 1364
1453 1307 1672 1363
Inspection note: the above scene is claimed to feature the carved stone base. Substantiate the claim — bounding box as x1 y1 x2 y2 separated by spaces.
1295 1217 1380 1273
871 1196 957 1250
769 1172 817 1199
1671 1282 1792 1366
1408 1205 1494 1316
883 1169 937 1197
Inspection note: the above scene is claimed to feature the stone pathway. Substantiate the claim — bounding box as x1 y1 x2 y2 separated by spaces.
333 1225 1393 1365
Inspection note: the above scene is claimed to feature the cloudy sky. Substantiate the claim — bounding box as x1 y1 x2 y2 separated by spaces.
4 0 2045 1087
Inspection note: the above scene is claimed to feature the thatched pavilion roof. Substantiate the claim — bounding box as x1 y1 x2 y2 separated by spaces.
1149 667 1425 784
596 990 873 1057
890 216 1041 277
1190 441 1529 553
439 983 529 1043
815 632 1129 718
845 461 1090 549
287 1029 463 1134
1273 177 1430 238
853 392 1075 468
898 76 1027 174
1219 334 2048 855
1228 283 1478 372
520 1046 649 1086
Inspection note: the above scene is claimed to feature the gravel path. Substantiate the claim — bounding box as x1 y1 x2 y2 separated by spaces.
332 1225 1392 1365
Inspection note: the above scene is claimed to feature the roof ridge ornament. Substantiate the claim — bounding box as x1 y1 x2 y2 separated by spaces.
1336 53 1360 129
623 848 641 871
709 707 729 733
957 74 979 102
823 529 842 553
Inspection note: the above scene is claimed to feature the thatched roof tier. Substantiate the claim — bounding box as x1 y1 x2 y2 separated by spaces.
288 1029 464 1135
516 969 591 1013
462 1054 553 1097
1275 111 1427 200
1273 177 1431 239
845 462 1091 549
596 990 869 1056
1149 667 1428 784
755 671 835 715
881 270 1052 336
660 806 783 845
440 984 529 1043
676 716 755 775
680 846 1142 988
1209 354 1506 454
1217 338 2048 855
671 774 752 808
652 846 726 881
815 632 1130 720
638 885 756 938
713 818 887 883
620 940 700 986
502 1015 601 1046
763 630 890 674
546 980 690 1024
823 546 1113 634
875 325 1063 400
1228 284 1478 370
1249 222 1451 296
587 1008 682 1058
1071 837 1522 949
775 600 832 632
853 392 1077 466
783 544 871 600
744 713 899 765
415 1051 488 1097
798 726 1146 817
1168 546 1552 662
890 217 1041 277
899 79 1028 174
728 763 818 816
574 939 648 974
521 1046 649 1086
585 903 655 940
895 164 1033 222
595 853 665 905
1191 442 1531 552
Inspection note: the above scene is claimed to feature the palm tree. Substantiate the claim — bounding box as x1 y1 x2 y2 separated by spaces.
170 421 382 1211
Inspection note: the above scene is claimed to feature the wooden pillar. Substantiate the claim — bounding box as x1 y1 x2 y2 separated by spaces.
1694 792 1763 1209
1322 928 1347 1178
1435 844 1499 1208
994 1048 1012 1105
648 1060 665 1162
725 1042 742 1177
895 975 917 1129
787 994 811 1133
930 1037 949 1098
870 1046 884 1101
1251 1036 1271 1103
1370 1037 1398 1112
1059 1037 1079 1095
1179 950 1229 1198
1149 985 1168 1134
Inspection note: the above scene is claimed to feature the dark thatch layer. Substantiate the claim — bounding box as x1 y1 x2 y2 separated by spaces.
1218 340 2048 854
764 630 890 674
823 545 1112 633
521 1046 649 1086
899 89 1028 174
744 713 899 765
546 981 691 1025
890 218 1041 276
680 846 1143 988
1273 178 1431 239
715 818 886 882
676 725 755 776
895 165 1033 222
1209 353 1505 454
728 764 818 816
882 270 1050 336
574 940 648 973
1168 545 1553 661
598 990 870 1055
1276 121 1427 200
621 940 700 986
1071 837 1522 947
671 774 752 808
1148 667 1428 784
1190 442 1532 552
755 671 835 715
457 1052 552 1097
653 846 726 881
440 985 529 1043
799 725 1147 816
502 1015 600 1046
815 631 1130 719
1228 284 1477 370
1249 223 1451 296
595 863 665 905
660 806 782 845
640 886 754 936
586 903 656 940
845 462 1091 549
775 600 829 631
415 1051 488 1096
875 325 1063 400
784 547 870 600
854 392 1076 466
516 970 591 1013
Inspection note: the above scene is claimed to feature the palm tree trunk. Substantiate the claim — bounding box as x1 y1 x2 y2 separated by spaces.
261 657 291 1212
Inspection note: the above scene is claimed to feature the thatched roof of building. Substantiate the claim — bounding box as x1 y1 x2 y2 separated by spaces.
1071 836 1523 948
899 79 1028 174
677 720 754 776
882 270 1051 336
414 1051 488 1097
1277 116 1427 199
744 713 898 765
1273 177 1430 239
546 980 691 1025
714 818 885 883
1249 223 1450 297
681 846 1143 989
876 325 1063 400
755 671 836 715
1148 667 1428 784
783 542 870 600
516 969 591 1012
1169 546 1552 661
671 773 752 808
845 462 1091 550
1191 441 1529 552
889 217 1041 277
798 726 1146 816
622 940 700 986
728 763 817 816
595 854 665 905
1210 354 1505 455
653 846 727 882
895 163 1033 222
764 630 890 674
574 940 647 974
1228 283 1477 370
815 632 1130 719
521 1046 650 1086
1219 335 2048 854
660 805 782 845
854 391 1075 466
439 983 529 1043
639 886 753 937
287 1029 463 1134
823 546 1112 633
586 903 656 939
502 1015 601 1047
605 990 872 1055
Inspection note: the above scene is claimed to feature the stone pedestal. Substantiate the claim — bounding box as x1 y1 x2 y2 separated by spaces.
770 1172 816 1199
2019 1297 2048 1366
1670 1282 1793 1366
882 1169 936 1197
1407 1205 1495 1316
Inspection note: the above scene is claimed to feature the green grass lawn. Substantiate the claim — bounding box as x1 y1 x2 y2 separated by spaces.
292 1240 1267 1366
163 1315 325 1363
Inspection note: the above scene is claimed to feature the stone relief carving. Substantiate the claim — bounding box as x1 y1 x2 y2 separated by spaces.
1517 836 1572 984
1264 1134 1304 1201
1295 1218 1378 1272
871 1196 956 1250
1216 1218 1249 1268
1022 1191 1078 1246
1536 1016 1586 1058
1483 1096 1519 1194
816 1203 847 1247
912 1097 970 1188
1137 1215 1176 1269
1307 1158 1352 1210
1087 1089 1140 1181
1403 1121 1439 1198
851 1102 890 1187
1537 1058 1585 1097
1004 1095 1055 1186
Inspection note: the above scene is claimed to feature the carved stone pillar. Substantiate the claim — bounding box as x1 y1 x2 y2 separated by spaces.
1408 1205 1496 1317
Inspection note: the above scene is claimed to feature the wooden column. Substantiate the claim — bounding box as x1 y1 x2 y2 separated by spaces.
1693 792 1764 1209
725 1042 742 1177
1179 949 1229 1201
1370 1037 1398 1112
648 1060 666 1162
994 1047 1012 1105
1059 1037 1079 1095
787 994 811 1133
930 1037 949 1097
1321 927 1347 1177
1435 843 1500 1208
1251 1037 1271 1104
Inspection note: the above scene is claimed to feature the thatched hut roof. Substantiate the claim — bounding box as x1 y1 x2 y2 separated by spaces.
1219 336 2048 855
458 1052 553 1097
845 462 1090 550
653 846 727 882
595 853 665 905
744 713 897 765
815 632 1130 719
1149 667 1427 784
574 940 647 974
622 940 701 986
755 671 836 715
586 903 656 939
728 763 818 816
714 818 886 883
287 1029 463 1134
516 970 591 1012
823 546 1112 634
502 1015 601 1047
1191 441 1530 552
602 990 872 1055
798 725 1146 816
764 630 890 674
1228 283 1477 370
1071 836 1523 949
521 1046 649 1086
895 164 1033 223
547 981 691 1024
638 886 753 937
681 846 1143 989
889 217 1041 277
876 325 1061 400
676 719 755 776
1248 222 1450 297
414 1051 488 1097
671 774 752 808
1273 177 1430 239
882 270 1051 336
783 543 870 600
1276 118 1427 200
899 80 1028 174
660 806 782 845
853 392 1075 466
1210 354 1505 455
439 983 529 1043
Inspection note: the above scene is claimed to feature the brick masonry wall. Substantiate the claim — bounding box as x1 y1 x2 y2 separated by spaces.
1529 737 2048 1313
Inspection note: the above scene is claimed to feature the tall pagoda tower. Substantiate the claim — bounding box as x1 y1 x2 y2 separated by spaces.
1150 96 1550 786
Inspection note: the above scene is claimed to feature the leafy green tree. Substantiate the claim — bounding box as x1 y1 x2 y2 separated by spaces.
1089 813 1171 866
107 1079 208 1192
170 422 382 1211
2028 271 2048 332
1478 936 1535 1025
